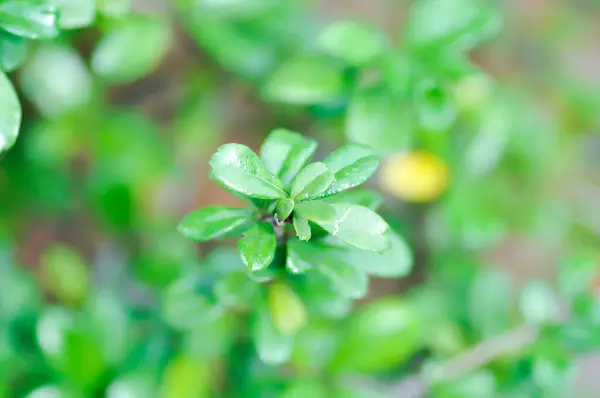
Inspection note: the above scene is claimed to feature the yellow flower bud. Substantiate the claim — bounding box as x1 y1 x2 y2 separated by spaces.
379 150 449 203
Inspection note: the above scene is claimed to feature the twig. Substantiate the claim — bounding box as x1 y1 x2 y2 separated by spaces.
394 325 539 397
436 325 538 382
352 325 539 398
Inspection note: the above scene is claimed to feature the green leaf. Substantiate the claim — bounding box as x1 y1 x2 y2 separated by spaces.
262 55 344 105
268 282 307 335
260 128 317 186
319 144 380 197
518 281 559 325
210 143 287 199
193 0 278 18
380 49 413 88
414 78 456 131
214 271 259 310
253 303 292 365
275 198 294 222
20 45 92 118
286 238 313 274
0 261 41 320
317 21 386 66
184 312 237 358
238 222 276 271
468 267 511 338
346 86 413 156
107 374 156 398
181 17 276 80
0 32 27 72
434 370 497 398
321 188 383 210
317 248 368 299
291 162 335 200
292 215 311 241
282 380 328 398
323 230 412 278
330 297 423 373
406 0 501 51
25 385 83 398
295 201 390 252
48 0 95 29
91 16 172 83
0 71 20 153
558 250 597 300
158 355 211 398
84 291 129 366
0 3 58 39
97 0 130 17
161 276 219 331
41 245 90 307
291 321 338 373
37 308 106 388
300 270 352 318
289 239 368 299
178 206 254 242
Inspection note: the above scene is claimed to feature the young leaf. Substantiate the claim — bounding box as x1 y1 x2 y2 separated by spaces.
290 162 335 200
292 215 311 241
0 32 27 72
0 3 58 39
295 202 390 252
253 303 292 365
318 144 380 198
275 199 294 223
286 238 313 273
178 207 254 242
321 231 412 278
210 143 287 199
260 128 317 186
262 56 344 105
91 16 172 83
317 21 387 66
48 0 95 29
321 188 383 210
238 222 276 271
0 71 21 153
268 282 307 335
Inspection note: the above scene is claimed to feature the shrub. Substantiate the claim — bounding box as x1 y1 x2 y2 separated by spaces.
1 0 599 397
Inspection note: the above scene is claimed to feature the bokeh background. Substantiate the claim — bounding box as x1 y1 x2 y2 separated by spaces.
2 0 600 397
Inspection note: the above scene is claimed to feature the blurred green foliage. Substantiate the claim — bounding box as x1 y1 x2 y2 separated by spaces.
2 0 600 397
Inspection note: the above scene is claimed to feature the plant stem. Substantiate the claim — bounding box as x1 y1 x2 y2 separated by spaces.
395 325 538 397
351 325 539 398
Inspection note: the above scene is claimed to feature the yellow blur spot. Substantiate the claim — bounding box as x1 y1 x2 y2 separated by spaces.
379 151 449 203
